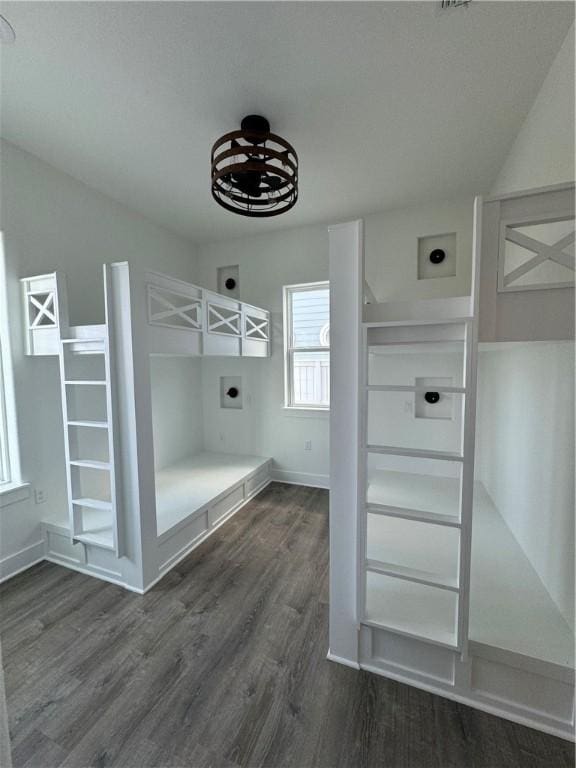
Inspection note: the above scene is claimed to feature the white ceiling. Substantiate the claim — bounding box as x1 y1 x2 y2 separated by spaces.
0 2 573 244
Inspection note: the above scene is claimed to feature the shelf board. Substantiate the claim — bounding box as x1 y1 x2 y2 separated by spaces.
362 296 474 328
367 384 466 394
366 445 464 462
69 459 111 471
366 558 459 593
67 420 109 430
367 469 461 522
74 530 115 551
64 380 107 386
364 570 459 648
363 317 472 328
361 618 460 652
367 503 461 528
72 497 112 511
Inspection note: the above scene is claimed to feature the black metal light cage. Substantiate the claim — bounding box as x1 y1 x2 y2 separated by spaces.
211 120 298 218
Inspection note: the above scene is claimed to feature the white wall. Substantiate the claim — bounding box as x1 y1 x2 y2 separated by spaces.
195 198 475 487
491 24 575 195
364 198 474 302
0 139 197 575
476 341 575 629
196 225 330 487
150 357 203 471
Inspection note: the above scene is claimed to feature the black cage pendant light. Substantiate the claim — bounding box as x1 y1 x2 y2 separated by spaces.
211 115 298 217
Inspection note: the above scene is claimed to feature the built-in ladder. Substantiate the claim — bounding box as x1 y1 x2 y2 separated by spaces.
57 326 123 556
359 304 478 652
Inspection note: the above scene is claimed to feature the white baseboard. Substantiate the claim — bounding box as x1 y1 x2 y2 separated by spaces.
271 469 329 489
0 540 45 583
327 650 361 670
360 661 575 742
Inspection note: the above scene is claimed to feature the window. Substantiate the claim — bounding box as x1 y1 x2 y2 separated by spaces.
0 232 24 499
283 282 330 409
0 344 11 484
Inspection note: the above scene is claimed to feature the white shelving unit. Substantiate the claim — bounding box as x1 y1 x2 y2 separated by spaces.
360 306 478 651
23 263 272 592
329 192 575 741
58 326 123 555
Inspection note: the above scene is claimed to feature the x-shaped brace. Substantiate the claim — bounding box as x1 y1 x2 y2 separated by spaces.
209 304 240 334
504 227 575 287
246 316 268 339
29 293 56 328
150 289 201 328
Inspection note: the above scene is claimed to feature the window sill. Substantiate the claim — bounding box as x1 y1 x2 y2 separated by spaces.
0 481 31 508
282 406 330 418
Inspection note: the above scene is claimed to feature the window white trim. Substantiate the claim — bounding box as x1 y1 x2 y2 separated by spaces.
0 231 23 493
283 281 330 411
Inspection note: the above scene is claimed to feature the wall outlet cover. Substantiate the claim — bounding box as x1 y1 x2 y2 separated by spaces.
220 376 243 409
414 377 454 420
217 265 240 298
417 233 457 280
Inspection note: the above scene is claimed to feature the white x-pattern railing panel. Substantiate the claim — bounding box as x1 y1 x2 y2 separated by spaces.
207 302 241 336
147 285 203 331
27 291 57 329
499 217 575 292
244 313 269 341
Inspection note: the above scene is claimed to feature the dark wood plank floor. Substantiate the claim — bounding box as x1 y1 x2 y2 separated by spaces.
1 483 573 768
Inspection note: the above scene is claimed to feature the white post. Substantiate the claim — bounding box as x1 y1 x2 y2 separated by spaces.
328 219 363 668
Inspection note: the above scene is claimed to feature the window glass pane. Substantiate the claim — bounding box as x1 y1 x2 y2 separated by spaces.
292 350 329 407
291 287 329 348
0 345 8 483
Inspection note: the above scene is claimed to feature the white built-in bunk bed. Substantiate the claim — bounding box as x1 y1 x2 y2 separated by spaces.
22 263 272 592
329 183 575 740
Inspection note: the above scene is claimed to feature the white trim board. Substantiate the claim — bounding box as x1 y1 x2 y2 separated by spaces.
484 181 575 203
327 651 361 670
360 660 575 743
0 540 45 583
270 469 329 489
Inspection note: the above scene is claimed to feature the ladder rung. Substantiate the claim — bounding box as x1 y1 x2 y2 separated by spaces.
74 531 115 551
360 618 460 652
363 317 472 328
69 459 111 471
367 385 466 394
366 504 461 528
61 338 105 344
67 420 109 429
365 559 460 593
64 380 107 386
366 445 464 462
72 497 112 511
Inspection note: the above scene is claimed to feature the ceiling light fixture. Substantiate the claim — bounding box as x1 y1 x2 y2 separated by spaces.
0 14 15 44
440 0 471 8
211 115 298 218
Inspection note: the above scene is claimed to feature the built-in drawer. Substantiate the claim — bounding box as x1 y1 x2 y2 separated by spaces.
245 468 269 497
209 485 245 527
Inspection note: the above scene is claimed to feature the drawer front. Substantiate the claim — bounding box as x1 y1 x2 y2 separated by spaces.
245 469 269 497
209 486 245 526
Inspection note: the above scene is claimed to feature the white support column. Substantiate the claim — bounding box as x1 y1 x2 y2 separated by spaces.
107 262 158 591
328 219 364 668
